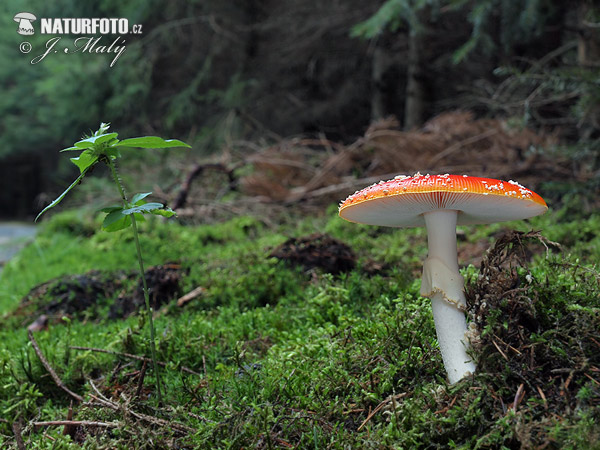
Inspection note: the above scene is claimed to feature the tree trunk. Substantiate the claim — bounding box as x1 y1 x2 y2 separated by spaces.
404 16 427 130
577 2 600 132
371 47 390 121
577 2 600 66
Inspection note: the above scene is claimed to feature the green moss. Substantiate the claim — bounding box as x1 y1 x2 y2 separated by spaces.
0 203 598 448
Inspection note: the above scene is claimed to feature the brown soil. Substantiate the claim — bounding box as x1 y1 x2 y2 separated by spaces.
269 233 356 275
16 264 183 325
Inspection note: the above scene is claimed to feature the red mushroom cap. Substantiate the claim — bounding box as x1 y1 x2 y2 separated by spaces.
339 173 547 227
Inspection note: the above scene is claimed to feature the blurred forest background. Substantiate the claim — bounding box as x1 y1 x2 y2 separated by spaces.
1 0 598 220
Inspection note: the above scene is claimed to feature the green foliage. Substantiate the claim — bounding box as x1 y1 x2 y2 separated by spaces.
351 0 438 38
352 0 561 63
0 349 43 422
36 123 188 223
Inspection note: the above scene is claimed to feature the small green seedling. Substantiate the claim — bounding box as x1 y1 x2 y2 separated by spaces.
36 122 191 403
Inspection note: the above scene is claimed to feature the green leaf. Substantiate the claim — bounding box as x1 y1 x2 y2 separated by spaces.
350 0 410 39
104 147 121 159
151 208 176 218
102 208 130 231
102 209 145 232
35 168 89 221
60 146 81 152
99 205 122 213
452 36 478 64
131 192 153 205
122 202 165 215
102 201 164 222
74 132 119 149
117 136 191 149
70 150 98 173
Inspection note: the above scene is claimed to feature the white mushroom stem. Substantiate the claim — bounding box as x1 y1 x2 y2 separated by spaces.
420 209 476 384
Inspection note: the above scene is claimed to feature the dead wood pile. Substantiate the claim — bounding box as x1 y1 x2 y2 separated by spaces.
176 110 573 218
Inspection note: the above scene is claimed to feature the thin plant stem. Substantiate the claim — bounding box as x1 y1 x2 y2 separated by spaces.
106 158 163 403
130 214 163 402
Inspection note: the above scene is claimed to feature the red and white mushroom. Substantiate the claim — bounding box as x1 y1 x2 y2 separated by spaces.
339 173 547 383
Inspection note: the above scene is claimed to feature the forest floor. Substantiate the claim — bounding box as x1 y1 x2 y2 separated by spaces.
0 113 599 449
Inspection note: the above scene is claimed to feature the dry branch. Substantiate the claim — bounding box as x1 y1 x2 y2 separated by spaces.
33 420 120 428
290 173 400 200
86 380 195 434
177 286 206 307
426 129 499 166
357 392 407 431
173 162 236 210
136 360 147 398
63 402 76 438
12 420 26 450
242 111 560 206
28 330 84 403
168 110 585 221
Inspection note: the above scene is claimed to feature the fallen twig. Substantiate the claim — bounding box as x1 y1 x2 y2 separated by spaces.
357 393 407 431
34 420 119 428
63 402 76 438
284 148 353 203
12 419 26 450
28 330 84 403
87 380 195 434
173 162 237 210
491 338 509 361
536 385 548 409
583 372 600 386
177 286 206 307
427 129 499 166
434 395 458 414
512 383 526 411
288 172 401 202
136 360 148 398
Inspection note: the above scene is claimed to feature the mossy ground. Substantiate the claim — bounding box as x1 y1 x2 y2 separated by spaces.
0 200 598 449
